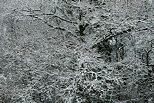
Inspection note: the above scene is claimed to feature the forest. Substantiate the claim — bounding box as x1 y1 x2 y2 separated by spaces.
0 0 154 103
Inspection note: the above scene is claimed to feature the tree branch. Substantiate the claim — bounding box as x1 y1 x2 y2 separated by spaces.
21 9 78 24
17 11 84 42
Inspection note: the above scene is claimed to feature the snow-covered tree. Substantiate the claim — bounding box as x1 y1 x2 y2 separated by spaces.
0 0 154 103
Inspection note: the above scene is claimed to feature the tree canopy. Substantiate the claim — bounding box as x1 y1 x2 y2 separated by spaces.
0 0 154 103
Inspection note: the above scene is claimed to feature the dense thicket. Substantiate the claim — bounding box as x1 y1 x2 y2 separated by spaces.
0 0 154 103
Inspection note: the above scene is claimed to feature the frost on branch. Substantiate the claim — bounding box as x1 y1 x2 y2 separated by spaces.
0 0 154 103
